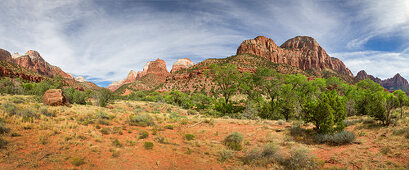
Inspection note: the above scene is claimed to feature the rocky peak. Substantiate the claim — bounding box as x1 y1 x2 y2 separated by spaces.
354 70 382 84
280 36 320 50
0 48 12 62
382 73 409 90
11 52 21 59
75 76 86 83
171 58 195 73
236 36 353 77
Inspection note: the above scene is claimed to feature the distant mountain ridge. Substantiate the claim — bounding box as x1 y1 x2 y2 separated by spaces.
355 70 409 91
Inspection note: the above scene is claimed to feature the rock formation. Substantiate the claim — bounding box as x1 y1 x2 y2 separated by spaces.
355 70 409 91
171 58 195 73
107 59 170 91
13 50 74 80
237 36 353 77
0 48 13 62
75 76 86 83
42 89 70 107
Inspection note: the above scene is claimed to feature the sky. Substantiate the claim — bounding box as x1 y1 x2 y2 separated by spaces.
0 0 409 87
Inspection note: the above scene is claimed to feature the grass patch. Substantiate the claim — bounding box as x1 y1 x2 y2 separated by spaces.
70 156 85 166
128 113 155 127
164 125 174 130
218 149 233 162
315 131 355 145
139 130 149 139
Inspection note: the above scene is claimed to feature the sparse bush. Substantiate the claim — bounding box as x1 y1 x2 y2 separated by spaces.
18 108 39 122
315 131 355 145
184 134 195 141
2 103 18 116
139 130 149 139
128 113 155 127
70 156 85 166
164 125 174 130
144 141 154 150
0 137 7 149
9 96 25 104
40 107 55 117
289 124 305 136
0 119 10 134
343 119 362 126
218 149 233 162
392 127 409 139
285 147 319 170
154 136 169 144
100 127 110 135
242 143 278 165
223 132 244 151
112 138 123 147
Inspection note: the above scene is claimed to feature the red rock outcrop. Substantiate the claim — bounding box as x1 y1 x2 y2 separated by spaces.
237 36 353 77
108 59 170 91
12 50 74 79
42 89 70 107
0 49 13 62
171 58 195 73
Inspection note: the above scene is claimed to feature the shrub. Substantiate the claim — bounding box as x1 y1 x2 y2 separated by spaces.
95 89 112 107
128 114 155 127
0 137 7 149
18 109 39 122
289 124 305 136
139 130 149 139
100 127 110 135
315 131 355 145
70 156 85 166
242 143 278 165
144 141 154 150
218 149 233 162
223 132 244 151
40 107 55 117
2 103 18 116
164 125 174 130
184 134 195 141
154 136 169 144
0 119 10 134
111 138 123 147
285 147 319 170
9 96 25 104
392 127 409 139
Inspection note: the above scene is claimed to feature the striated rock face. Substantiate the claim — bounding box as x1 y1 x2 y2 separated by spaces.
75 76 86 82
382 73 409 90
171 58 195 73
42 89 70 107
107 59 170 91
237 36 353 77
13 50 74 79
0 48 13 62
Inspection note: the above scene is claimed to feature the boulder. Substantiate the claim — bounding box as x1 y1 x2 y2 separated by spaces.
42 89 70 107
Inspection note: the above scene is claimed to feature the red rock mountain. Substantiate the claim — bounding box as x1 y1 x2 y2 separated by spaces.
171 58 195 73
355 70 409 91
0 49 13 62
237 36 353 76
13 50 74 80
107 58 171 91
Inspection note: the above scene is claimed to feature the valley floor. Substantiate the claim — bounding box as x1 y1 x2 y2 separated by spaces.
0 95 408 169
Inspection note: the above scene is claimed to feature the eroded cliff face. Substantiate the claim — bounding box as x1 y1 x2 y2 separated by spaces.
171 58 195 73
107 59 171 91
237 36 353 77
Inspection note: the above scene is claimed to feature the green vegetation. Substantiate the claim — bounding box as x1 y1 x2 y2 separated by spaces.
144 141 154 150
139 130 149 139
128 113 155 127
70 156 85 166
184 134 195 141
223 132 244 151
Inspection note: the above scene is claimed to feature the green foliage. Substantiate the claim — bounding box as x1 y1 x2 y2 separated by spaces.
242 143 278 165
94 88 112 107
128 113 155 127
223 132 244 151
206 64 241 113
314 131 356 145
184 134 195 141
9 96 25 104
111 138 123 147
0 78 22 95
63 88 90 105
284 147 319 170
139 130 149 139
40 107 55 117
2 103 18 116
164 125 174 130
144 141 154 150
218 149 233 162
0 137 7 149
70 156 85 166
0 119 10 134
393 90 407 118
303 90 346 134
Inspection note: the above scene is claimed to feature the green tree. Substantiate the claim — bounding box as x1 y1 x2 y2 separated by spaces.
393 90 407 118
95 88 112 107
302 90 346 134
252 68 282 119
206 64 241 113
